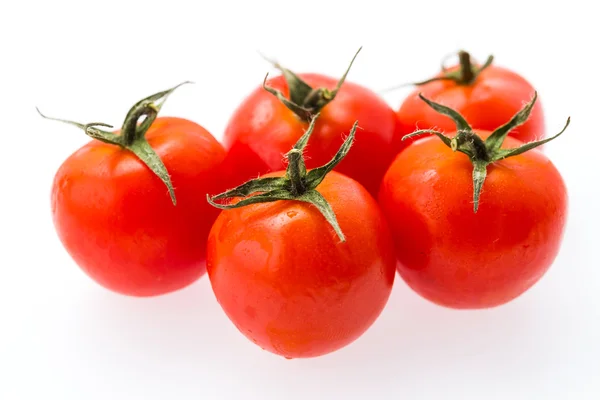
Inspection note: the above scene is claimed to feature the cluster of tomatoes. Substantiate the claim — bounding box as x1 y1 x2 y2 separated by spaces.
41 49 569 359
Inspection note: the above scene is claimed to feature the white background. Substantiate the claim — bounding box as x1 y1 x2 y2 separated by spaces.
1 1 599 399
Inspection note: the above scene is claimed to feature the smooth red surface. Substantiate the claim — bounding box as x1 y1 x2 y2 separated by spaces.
52 117 228 297
223 74 404 196
206 171 396 358
378 133 567 309
397 65 545 144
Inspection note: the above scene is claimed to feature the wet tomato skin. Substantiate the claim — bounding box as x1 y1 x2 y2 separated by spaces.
223 73 405 196
378 132 567 309
206 171 397 358
52 117 228 297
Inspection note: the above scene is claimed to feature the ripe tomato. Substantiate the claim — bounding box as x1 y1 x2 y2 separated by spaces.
396 50 545 145
223 49 403 196
378 93 569 309
207 116 396 358
43 84 228 297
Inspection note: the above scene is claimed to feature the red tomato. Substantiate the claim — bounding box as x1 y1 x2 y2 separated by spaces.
45 85 228 297
223 51 403 196
207 171 395 358
379 94 568 309
207 117 396 358
397 51 545 145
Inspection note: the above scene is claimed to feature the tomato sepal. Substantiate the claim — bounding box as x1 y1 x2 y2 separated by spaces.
417 50 494 86
381 50 494 93
208 113 359 242
37 82 192 205
261 47 362 121
402 91 571 212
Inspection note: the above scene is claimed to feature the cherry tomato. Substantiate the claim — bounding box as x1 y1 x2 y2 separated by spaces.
396 50 545 145
43 84 228 297
207 117 396 358
223 49 404 196
379 93 569 309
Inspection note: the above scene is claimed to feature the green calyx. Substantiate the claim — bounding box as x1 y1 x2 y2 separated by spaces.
261 47 362 122
37 82 192 205
403 91 571 212
207 114 358 242
415 50 494 86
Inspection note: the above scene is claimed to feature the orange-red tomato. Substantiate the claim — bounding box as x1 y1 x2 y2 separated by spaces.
378 132 567 309
52 117 228 296
397 53 545 144
207 171 396 358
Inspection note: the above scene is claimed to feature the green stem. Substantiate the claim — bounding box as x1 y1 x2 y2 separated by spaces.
286 149 307 196
37 82 191 205
121 102 159 146
402 92 570 213
207 114 359 242
262 47 362 121
452 131 490 162
414 50 494 87
378 50 495 93
458 50 475 84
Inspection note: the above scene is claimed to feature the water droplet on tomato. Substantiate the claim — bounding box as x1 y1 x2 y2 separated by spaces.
286 211 298 218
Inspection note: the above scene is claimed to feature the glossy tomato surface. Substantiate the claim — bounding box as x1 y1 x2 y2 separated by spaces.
223 74 404 195
397 65 545 144
378 133 567 309
52 117 228 296
207 171 396 358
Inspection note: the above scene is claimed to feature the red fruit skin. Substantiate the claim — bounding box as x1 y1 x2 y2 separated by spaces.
223 73 405 196
378 133 567 309
207 171 397 358
52 117 229 297
397 65 545 145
